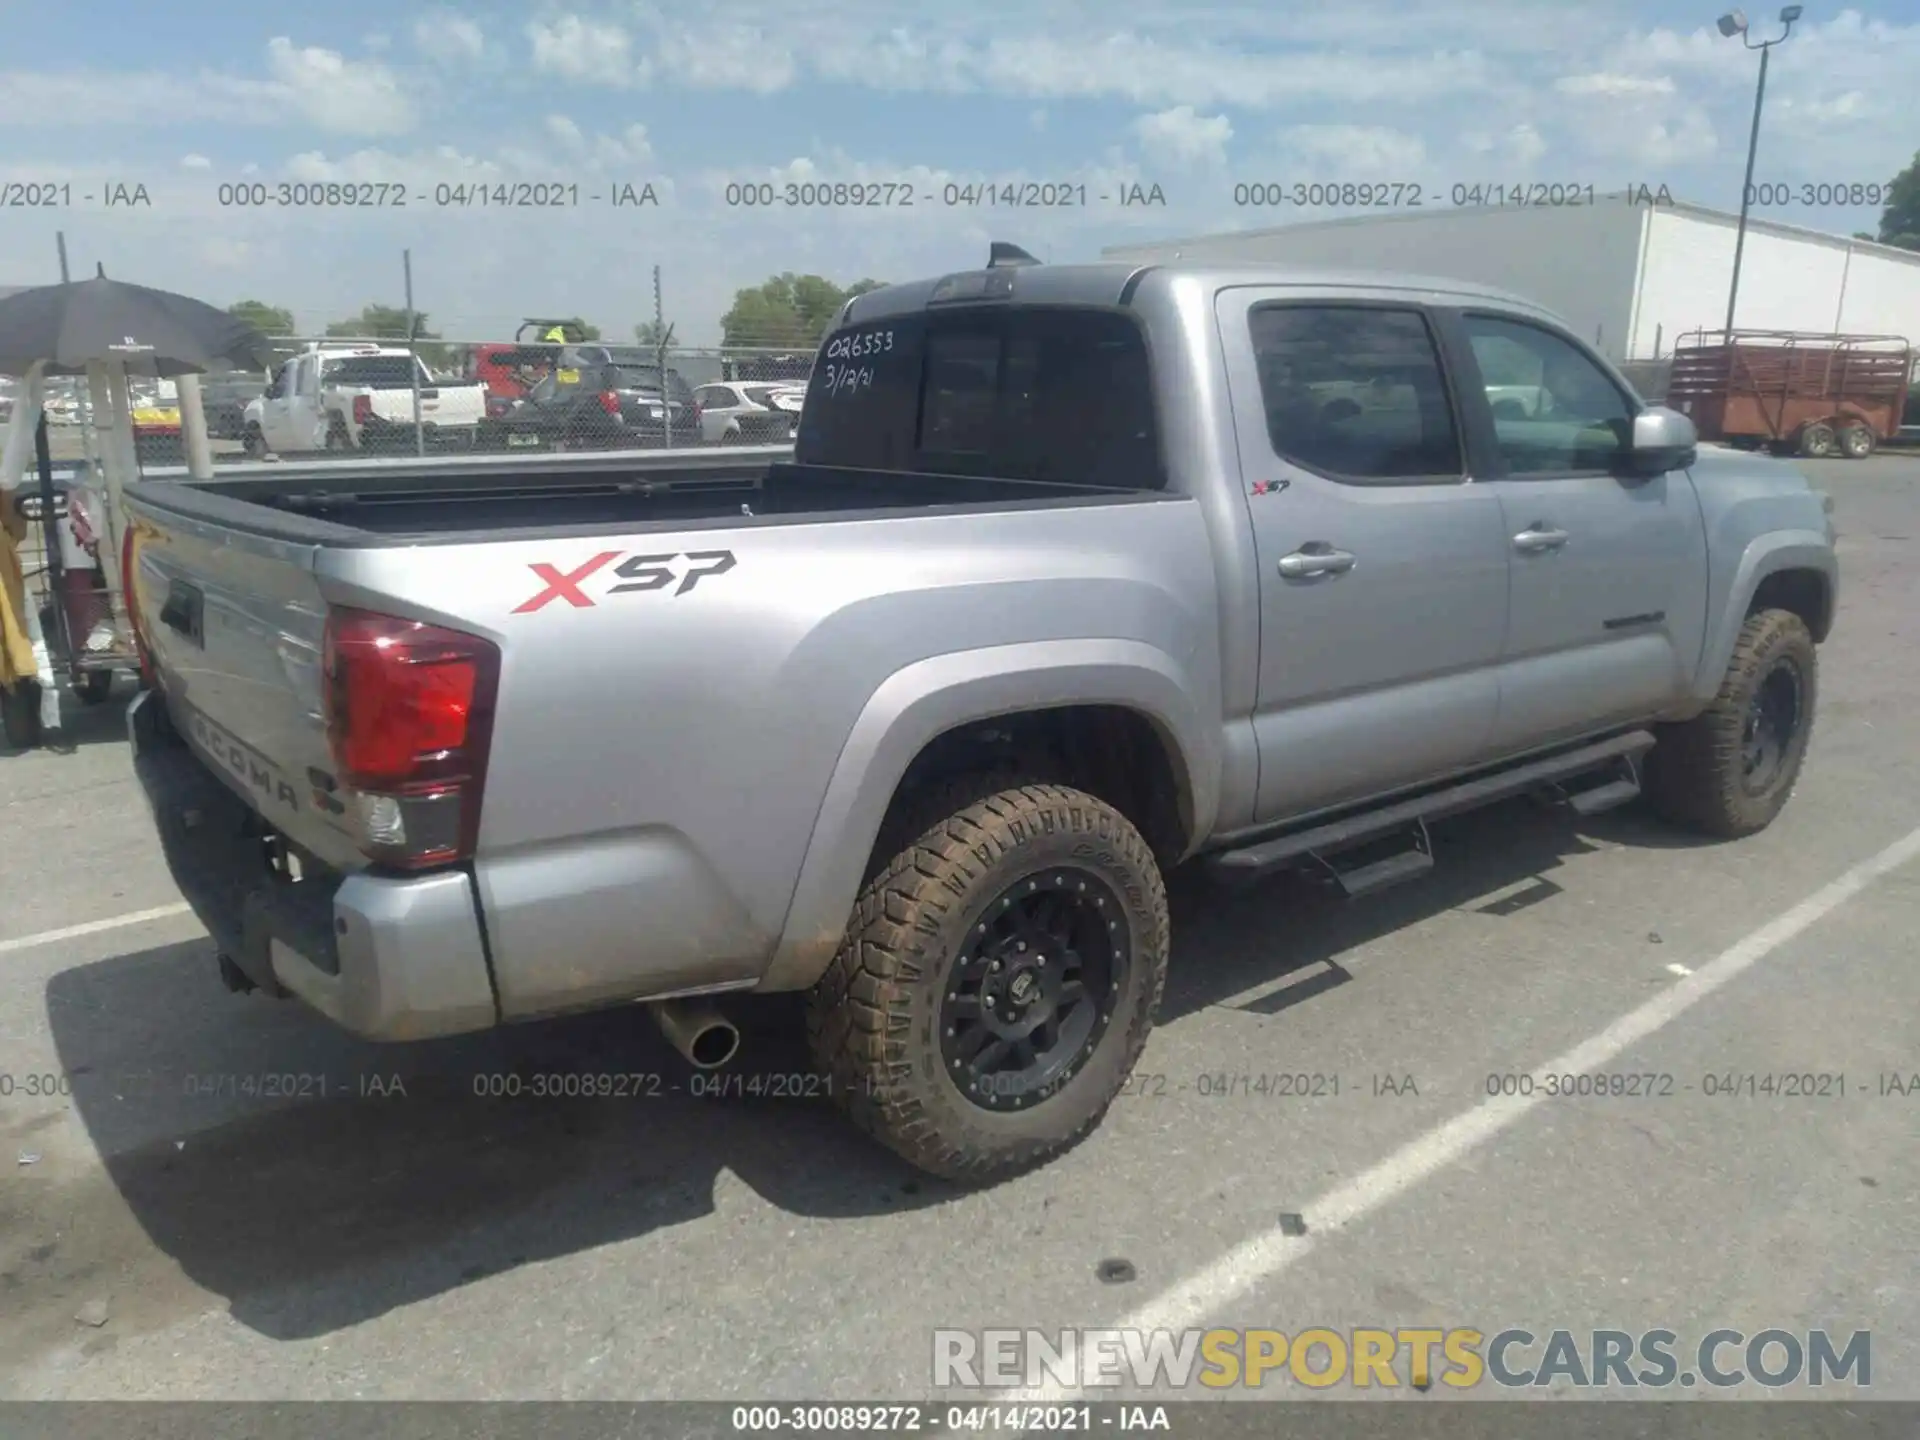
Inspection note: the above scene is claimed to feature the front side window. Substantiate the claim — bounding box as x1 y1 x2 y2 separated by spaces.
1463 315 1633 475
1248 304 1463 484
320 356 422 390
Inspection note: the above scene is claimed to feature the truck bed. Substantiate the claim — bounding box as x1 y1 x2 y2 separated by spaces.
127 449 1154 544
119 442 1213 1037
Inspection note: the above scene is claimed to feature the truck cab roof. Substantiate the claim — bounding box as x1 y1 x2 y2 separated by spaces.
839 256 1561 329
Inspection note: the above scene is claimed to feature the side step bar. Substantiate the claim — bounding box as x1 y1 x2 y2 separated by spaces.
1208 730 1657 885
1547 751 1646 818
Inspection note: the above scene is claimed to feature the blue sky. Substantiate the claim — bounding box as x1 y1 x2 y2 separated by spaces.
2 0 1916 346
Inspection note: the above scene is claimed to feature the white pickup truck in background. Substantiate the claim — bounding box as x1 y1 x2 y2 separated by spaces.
243 345 487 457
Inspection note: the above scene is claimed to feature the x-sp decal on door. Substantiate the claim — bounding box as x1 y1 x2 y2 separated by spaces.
512 549 738 612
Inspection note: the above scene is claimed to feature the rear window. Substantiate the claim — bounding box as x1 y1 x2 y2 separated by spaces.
612 364 693 399
322 356 422 388
797 306 1163 489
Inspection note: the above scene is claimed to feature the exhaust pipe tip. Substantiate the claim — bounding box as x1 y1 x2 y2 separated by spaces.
649 997 740 1071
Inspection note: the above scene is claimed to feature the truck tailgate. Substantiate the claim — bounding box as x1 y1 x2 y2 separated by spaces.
128 510 362 870
370 387 482 427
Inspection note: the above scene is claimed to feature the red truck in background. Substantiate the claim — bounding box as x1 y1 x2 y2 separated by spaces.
1666 329 1913 460
461 320 591 417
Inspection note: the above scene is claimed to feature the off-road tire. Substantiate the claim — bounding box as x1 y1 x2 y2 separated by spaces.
807 781 1169 1185
1643 608 1817 838
2 680 44 749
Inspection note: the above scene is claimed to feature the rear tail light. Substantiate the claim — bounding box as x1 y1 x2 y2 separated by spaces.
352 394 373 427
598 390 620 415
120 522 156 689
321 607 500 871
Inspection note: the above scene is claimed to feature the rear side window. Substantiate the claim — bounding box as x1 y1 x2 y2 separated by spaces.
322 356 422 389
798 307 1163 489
1248 305 1462 484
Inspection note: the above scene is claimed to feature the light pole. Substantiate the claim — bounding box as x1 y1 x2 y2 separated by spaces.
1718 5 1802 335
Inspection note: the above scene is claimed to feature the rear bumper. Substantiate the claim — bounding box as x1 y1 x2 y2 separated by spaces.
128 690 499 1042
731 413 798 442
355 416 479 453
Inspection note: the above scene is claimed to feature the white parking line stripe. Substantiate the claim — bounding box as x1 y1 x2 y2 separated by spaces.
1003 821 1920 1404
0 902 194 957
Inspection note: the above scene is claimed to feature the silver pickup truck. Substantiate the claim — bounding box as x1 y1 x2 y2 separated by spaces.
120 248 1838 1184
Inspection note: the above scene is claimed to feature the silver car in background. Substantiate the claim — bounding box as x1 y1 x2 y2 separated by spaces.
692 380 804 444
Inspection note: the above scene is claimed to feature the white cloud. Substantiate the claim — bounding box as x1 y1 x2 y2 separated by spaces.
284 145 503 188
414 12 486 64
263 37 415 135
0 41 412 133
0 71 278 126
180 154 213 170
973 34 1491 107
601 124 654 167
1555 72 1676 97
527 15 651 87
1617 110 1719 167
1276 124 1429 175
1780 90 1869 124
542 116 653 165
648 22 797 93
616 3 1494 105
1131 106 1233 169
1502 123 1547 167
284 122 661 192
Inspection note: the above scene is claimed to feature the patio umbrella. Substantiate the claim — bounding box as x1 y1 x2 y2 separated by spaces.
0 267 275 379
0 269 273 699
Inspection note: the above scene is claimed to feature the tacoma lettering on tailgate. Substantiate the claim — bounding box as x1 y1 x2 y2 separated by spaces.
512 549 738 612
188 708 302 814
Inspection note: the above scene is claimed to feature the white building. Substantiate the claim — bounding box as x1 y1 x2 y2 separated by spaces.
1101 196 1920 366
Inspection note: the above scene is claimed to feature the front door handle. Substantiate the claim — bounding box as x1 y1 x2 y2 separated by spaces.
1512 525 1570 554
1277 544 1356 579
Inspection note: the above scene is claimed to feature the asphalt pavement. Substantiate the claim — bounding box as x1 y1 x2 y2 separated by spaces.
1 456 1916 1405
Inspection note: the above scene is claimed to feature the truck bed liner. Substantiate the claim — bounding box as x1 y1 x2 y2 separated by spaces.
126 457 1160 545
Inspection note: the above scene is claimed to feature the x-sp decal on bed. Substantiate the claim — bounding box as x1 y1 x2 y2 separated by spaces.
512 549 738 612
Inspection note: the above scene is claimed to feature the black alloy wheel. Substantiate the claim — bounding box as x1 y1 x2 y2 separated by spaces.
1741 657 1804 796
939 867 1130 1111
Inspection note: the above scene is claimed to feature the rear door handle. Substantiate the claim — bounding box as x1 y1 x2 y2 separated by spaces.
1277 545 1356 579
1512 525 1570 554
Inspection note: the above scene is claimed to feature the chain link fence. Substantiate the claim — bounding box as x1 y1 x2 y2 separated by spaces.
16 337 822 467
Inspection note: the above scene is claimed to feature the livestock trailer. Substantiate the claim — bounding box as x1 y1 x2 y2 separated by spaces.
1666 329 1913 459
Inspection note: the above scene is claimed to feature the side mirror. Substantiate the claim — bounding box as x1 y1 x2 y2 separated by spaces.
1627 405 1697 476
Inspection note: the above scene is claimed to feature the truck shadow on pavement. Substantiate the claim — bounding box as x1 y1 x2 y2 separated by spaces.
1156 795 1722 1021
38 960 930 1345
33 797 1720 1346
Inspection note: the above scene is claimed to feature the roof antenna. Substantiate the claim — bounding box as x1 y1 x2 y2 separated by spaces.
988 242 1042 269
96 262 106 278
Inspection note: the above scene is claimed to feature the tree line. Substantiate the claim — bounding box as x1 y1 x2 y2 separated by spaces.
225 270 885 369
